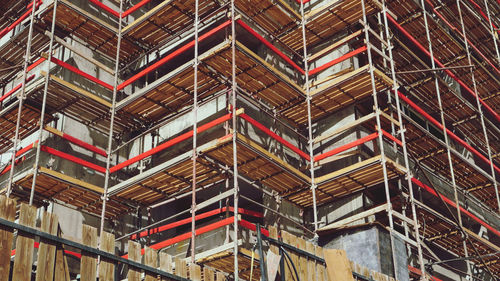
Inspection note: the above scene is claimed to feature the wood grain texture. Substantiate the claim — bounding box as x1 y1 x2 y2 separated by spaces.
159 252 173 280
127 241 141 281
144 247 158 281
12 203 36 281
0 195 16 281
189 263 201 281
98 231 115 281
80 225 97 281
324 249 354 281
54 244 70 281
35 211 59 281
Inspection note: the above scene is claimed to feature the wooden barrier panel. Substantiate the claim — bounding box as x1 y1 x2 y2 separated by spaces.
35 212 58 281
12 203 36 280
160 252 173 280
175 257 187 278
203 267 215 281
98 231 115 281
81 225 98 281
0 195 16 281
145 247 158 281
128 241 141 281
54 244 70 281
190 263 201 281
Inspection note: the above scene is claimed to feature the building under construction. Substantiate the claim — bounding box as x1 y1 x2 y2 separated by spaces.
0 0 499 280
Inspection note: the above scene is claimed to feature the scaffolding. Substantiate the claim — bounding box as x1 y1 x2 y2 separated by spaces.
0 0 499 280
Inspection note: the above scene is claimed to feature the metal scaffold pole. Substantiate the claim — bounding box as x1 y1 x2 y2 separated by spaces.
482 0 500 65
418 0 472 276
6 0 39 198
28 0 58 205
361 0 399 279
382 1 427 278
230 0 239 279
99 0 123 266
190 0 200 264
299 0 319 233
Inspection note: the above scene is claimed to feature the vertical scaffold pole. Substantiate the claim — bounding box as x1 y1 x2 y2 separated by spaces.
28 0 58 205
299 0 319 233
190 0 200 264
99 0 123 266
382 1 427 278
482 0 500 65
6 0 39 198
419 0 471 276
457 0 500 214
361 0 399 279
230 0 239 280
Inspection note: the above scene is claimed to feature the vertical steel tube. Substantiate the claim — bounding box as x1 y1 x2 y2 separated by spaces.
190 0 200 264
99 0 123 267
6 0 39 198
361 0 399 279
28 0 59 205
419 0 471 276
230 0 239 280
299 0 319 232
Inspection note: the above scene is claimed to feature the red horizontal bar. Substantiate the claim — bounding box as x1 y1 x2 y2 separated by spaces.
88 0 120 17
387 14 500 124
407 265 443 281
130 206 263 240
122 0 151 17
314 132 378 162
27 57 46 73
50 57 114 90
411 178 500 238
121 216 235 258
41 145 106 173
236 19 305 75
381 129 402 147
118 20 231 91
309 46 367 75
0 141 38 176
397 91 500 175
240 113 310 161
0 1 42 39
110 111 235 173
239 219 270 237
11 241 82 259
61 132 108 157
0 74 35 103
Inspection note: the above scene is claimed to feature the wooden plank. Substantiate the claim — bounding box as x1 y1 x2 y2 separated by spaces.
12 203 36 280
324 249 354 281
35 211 59 281
39 166 104 194
54 244 70 281
98 231 115 281
315 246 327 281
189 263 201 281
281 231 293 280
314 113 375 144
203 267 215 281
316 156 381 183
80 225 98 281
127 241 141 281
175 257 187 278
0 195 16 281
306 242 315 281
216 271 226 281
145 247 158 281
297 238 307 281
309 30 363 62
159 252 173 281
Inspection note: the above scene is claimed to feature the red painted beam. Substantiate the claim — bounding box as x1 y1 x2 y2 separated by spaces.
314 132 378 162
412 178 500 238
381 129 402 147
0 141 38 176
122 216 235 258
386 14 500 124
240 113 310 161
0 74 35 103
61 132 108 157
0 0 42 39
122 0 151 17
88 0 120 17
397 91 500 175
130 207 263 240
50 57 114 90
27 57 46 73
40 145 106 173
118 20 232 91
408 265 443 281
308 46 367 75
236 19 305 75
239 219 270 237
110 111 236 173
